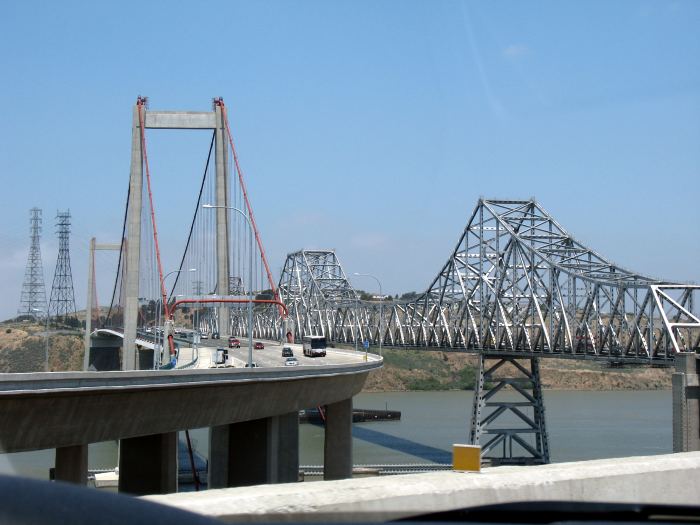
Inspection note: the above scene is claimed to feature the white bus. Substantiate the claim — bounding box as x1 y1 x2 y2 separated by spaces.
302 335 327 357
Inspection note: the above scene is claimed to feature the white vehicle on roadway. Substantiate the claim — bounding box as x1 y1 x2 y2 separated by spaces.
302 335 327 357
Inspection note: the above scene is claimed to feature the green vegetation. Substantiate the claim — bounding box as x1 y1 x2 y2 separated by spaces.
380 347 480 391
406 376 444 390
383 348 449 373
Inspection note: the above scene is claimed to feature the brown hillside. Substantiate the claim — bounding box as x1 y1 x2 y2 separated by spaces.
362 349 672 392
0 322 84 373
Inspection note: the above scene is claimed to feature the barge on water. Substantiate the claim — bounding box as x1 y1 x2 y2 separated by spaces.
299 407 401 424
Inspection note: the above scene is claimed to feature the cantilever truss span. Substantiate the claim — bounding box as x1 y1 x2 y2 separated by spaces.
270 200 699 363
268 199 699 466
276 250 364 342
396 199 699 361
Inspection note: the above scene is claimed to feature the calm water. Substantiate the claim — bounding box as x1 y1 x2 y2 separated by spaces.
0 390 672 480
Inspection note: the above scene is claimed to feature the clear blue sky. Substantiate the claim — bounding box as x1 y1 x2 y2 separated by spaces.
0 0 698 320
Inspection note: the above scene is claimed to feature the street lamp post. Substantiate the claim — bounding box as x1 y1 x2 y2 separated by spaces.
355 294 359 354
353 272 383 357
203 204 254 368
32 308 49 372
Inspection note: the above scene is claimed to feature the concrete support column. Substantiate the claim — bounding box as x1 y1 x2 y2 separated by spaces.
214 104 230 339
123 104 144 371
324 398 353 480
209 412 299 488
119 432 178 495
54 445 88 485
673 353 700 452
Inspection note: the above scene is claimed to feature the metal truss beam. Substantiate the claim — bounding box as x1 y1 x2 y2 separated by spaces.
259 199 698 363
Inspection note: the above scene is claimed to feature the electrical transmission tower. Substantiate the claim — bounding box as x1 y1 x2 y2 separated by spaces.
18 208 48 318
48 210 77 322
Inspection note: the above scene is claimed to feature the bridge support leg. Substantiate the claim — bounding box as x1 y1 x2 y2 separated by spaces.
122 104 144 371
673 353 700 452
54 444 87 485
209 412 299 488
138 348 155 370
324 398 353 480
469 354 549 466
118 432 178 495
214 103 230 340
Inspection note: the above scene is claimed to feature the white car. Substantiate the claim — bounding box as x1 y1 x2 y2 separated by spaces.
284 357 299 367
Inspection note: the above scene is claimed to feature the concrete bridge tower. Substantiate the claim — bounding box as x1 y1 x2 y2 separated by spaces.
122 98 230 370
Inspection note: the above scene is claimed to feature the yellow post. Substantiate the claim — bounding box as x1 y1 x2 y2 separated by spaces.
452 444 481 472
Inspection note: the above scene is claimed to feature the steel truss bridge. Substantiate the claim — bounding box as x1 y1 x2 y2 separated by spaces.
91 99 698 469
274 200 699 361
268 199 700 466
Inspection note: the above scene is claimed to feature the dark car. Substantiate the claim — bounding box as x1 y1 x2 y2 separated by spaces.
254 342 264 350
228 337 240 348
281 346 294 357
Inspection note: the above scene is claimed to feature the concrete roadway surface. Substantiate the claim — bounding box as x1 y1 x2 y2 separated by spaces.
176 337 376 369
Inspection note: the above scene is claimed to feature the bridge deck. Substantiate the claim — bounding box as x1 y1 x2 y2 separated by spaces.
0 355 381 454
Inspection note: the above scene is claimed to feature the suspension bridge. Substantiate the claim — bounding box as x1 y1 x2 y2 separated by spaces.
82 98 699 468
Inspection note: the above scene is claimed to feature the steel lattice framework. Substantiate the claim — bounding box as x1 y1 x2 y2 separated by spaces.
389 199 699 361
268 199 700 466
48 210 77 320
272 199 700 362
277 250 366 342
18 208 48 318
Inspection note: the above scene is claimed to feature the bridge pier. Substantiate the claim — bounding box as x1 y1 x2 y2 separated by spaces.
209 412 300 488
54 444 88 485
324 398 353 480
138 348 155 370
119 432 178 495
469 354 549 466
87 334 122 371
673 353 700 452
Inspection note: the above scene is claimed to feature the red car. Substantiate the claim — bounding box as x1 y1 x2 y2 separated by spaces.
228 337 240 348
254 341 264 350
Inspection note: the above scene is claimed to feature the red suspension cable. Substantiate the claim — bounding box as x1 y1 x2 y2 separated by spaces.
92 248 100 326
216 100 281 311
136 98 174 356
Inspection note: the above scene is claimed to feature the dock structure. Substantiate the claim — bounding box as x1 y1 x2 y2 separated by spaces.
299 407 401 424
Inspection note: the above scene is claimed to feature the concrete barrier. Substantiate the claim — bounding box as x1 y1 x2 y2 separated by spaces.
145 452 700 522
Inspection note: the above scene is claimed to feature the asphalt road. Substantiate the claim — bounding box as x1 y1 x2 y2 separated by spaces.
180 337 373 369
